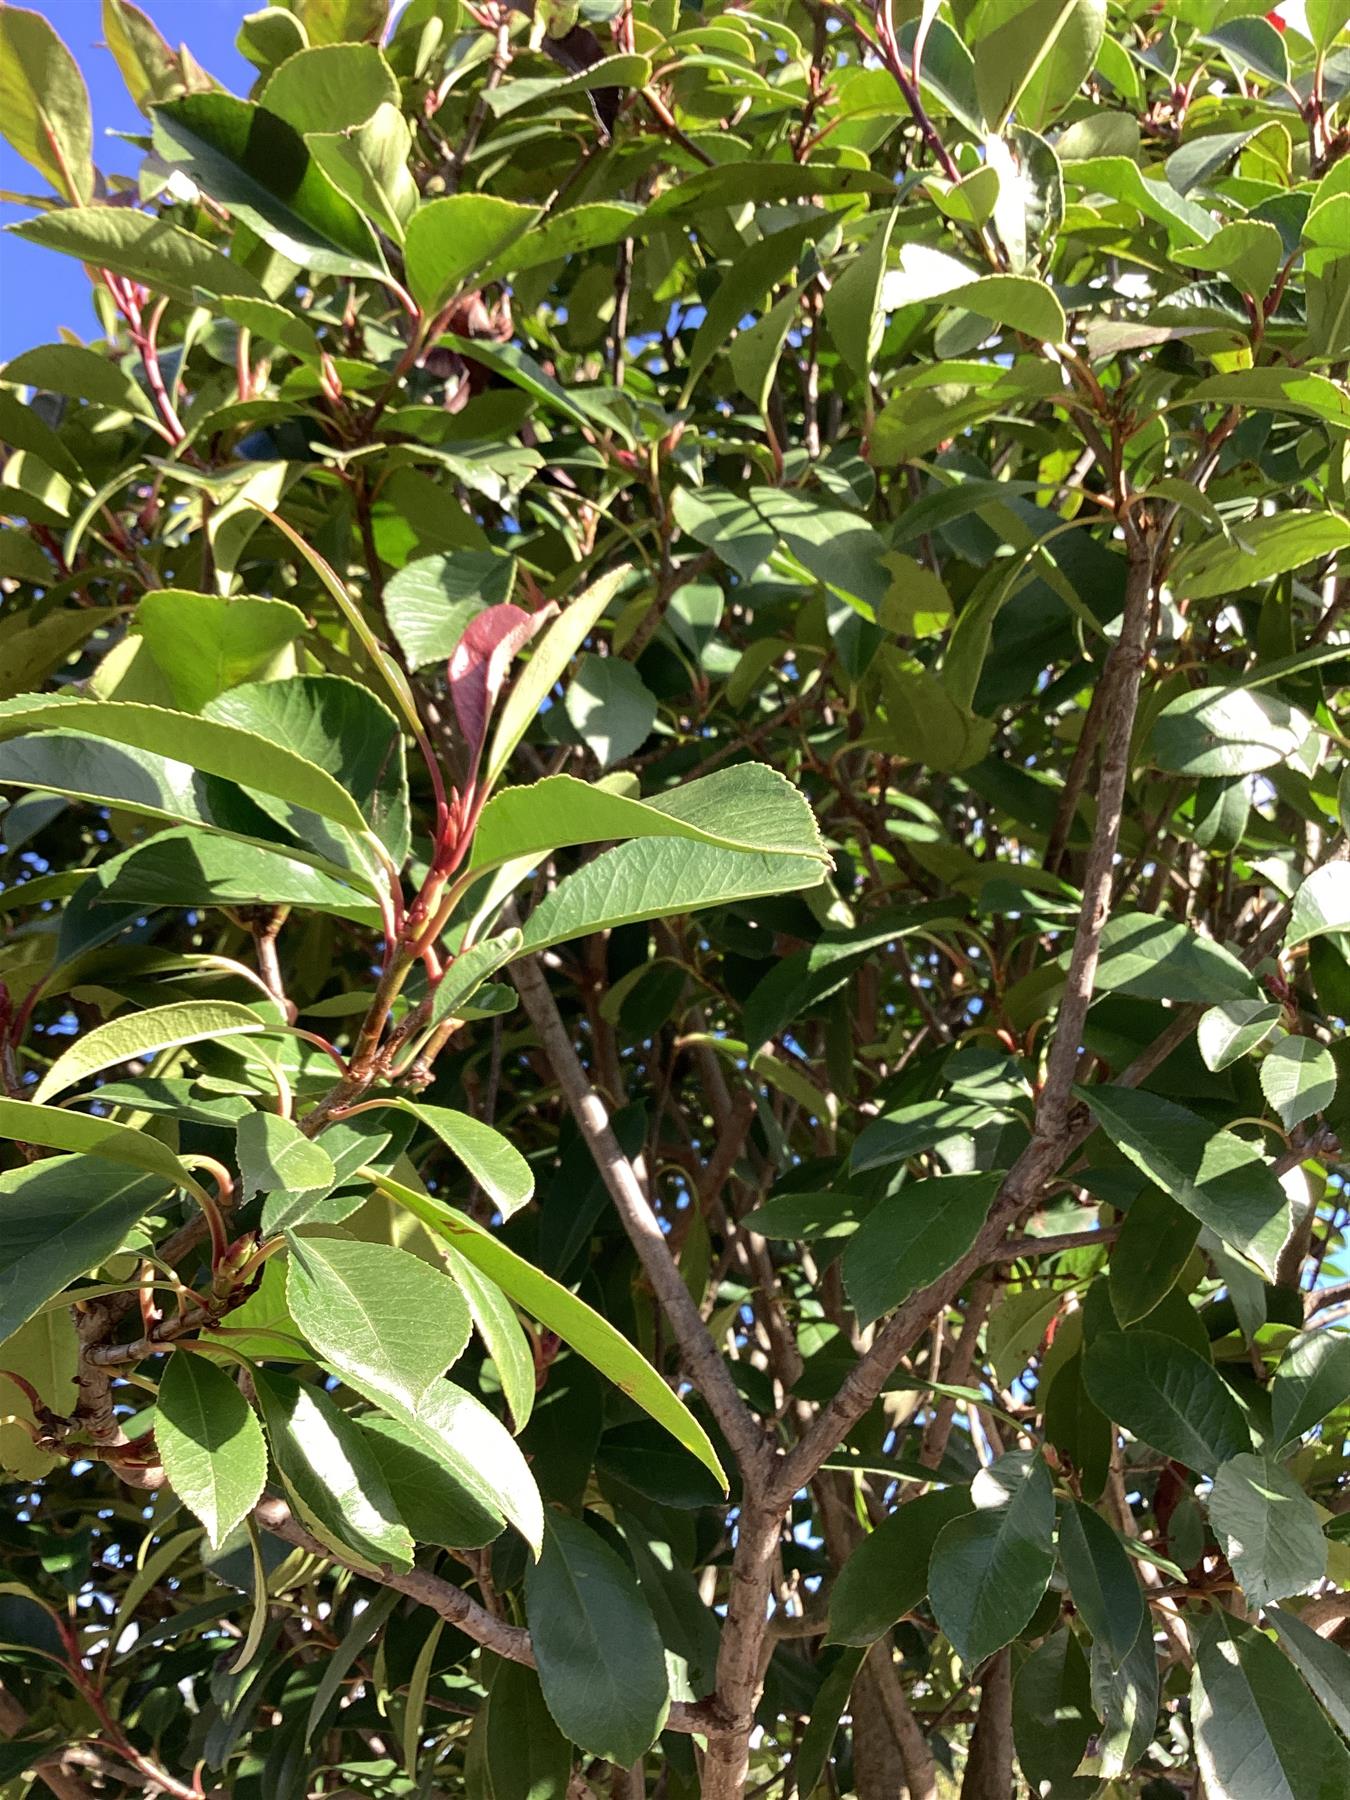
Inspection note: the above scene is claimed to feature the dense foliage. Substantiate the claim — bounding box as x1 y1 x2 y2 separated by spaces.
5 0 1350 1794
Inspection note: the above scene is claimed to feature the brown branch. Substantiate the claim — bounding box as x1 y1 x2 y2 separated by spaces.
253 1497 728 1738
509 949 770 1478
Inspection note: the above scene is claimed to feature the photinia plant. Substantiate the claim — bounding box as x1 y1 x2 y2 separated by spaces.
2 1 1350 1797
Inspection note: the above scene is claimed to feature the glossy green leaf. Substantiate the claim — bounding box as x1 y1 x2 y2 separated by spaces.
363 1171 727 1488
791 1647 867 1797
308 102 418 244
1080 1084 1291 1279
1287 863 1350 950
403 194 536 317
0 1158 165 1347
287 1235 471 1412
1151 685 1319 778
1261 1038 1337 1129
252 1369 413 1570
257 42 397 134
929 1453 1057 1667
438 1242 535 1433
1172 512 1350 600
563 654 657 770
1089 911 1255 1003
1057 1500 1144 1662
841 1172 1001 1327
34 1000 266 1103
1082 1330 1249 1472
236 1111 335 1202
826 1486 973 1646
0 1095 204 1196
8 206 270 305
383 550 514 670
430 931 525 1029
93 828 381 927
524 1510 669 1765
397 1102 533 1220
357 1410 505 1549
1198 999 1283 1072
1192 1612 1350 1800
1091 1611 1159 1779
0 5 93 202
882 244 1067 339
1271 1329 1350 1447
133 591 308 711
2 343 156 420
156 1352 267 1549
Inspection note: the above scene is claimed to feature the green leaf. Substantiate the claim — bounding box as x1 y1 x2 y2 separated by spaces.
0 1308 77 1480
1081 1330 1249 1473
1079 1084 1291 1280
478 201 641 283
205 674 410 867
252 1369 414 1570
1198 999 1283 1072
403 194 536 317
472 764 826 874
2 343 156 421
974 0 1105 131
1108 1187 1200 1327
397 1102 534 1220
1187 366 1350 424
286 1235 471 1413
1091 1611 1159 1779
563 655 657 770
485 1659 571 1800
0 694 374 837
1170 512 1350 600
1261 1038 1337 1130
308 102 418 245
33 1000 266 1104
881 244 1067 340
1057 1500 1144 1662
1013 1627 1100 1795
928 1452 1057 1666
825 1486 973 1646
1269 1605 1350 1739
0 5 93 202
517 839 828 954
357 1412 505 1549
1192 1612 1350 1800
1151 684 1319 778
132 591 308 711
0 1158 165 1347
869 359 1063 465
1287 863 1350 951
987 1285 1062 1387
485 567 629 787
841 1172 1002 1328
791 1646 867 1798
524 1510 670 1765
1209 1453 1327 1608
438 1241 535 1433
429 931 525 1030
363 1170 727 1489
1089 911 1255 1003
257 42 397 134
8 207 271 306
236 1111 336 1202
1187 220 1285 299
92 828 381 928
156 1353 267 1550
383 551 515 670
1271 1329 1350 1447
0 1095 204 1196
152 92 385 277
824 212 898 383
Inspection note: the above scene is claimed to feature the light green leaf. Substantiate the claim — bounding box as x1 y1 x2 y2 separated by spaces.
1091 1611 1159 1779
1079 1084 1291 1279
524 1510 670 1765
0 1308 77 1480
403 194 536 317
824 212 898 383
1192 1611 1350 1800
8 207 270 306
485 567 629 787
974 0 1105 131
1209 1453 1327 1608
132 591 308 712
881 244 1067 340
1151 685 1319 778
153 92 385 277
1261 1038 1337 1130
252 1368 414 1570
156 1353 267 1549
236 1111 335 1202
33 1000 266 1104
397 1102 534 1220
0 694 373 837
2 343 155 420
1271 1329 1350 1447
383 550 514 670
826 1487 973 1646
429 931 525 1030
841 1172 1001 1328
0 5 93 202
1171 512 1350 600
357 1412 505 1550
478 200 642 283
1198 999 1283 1072
0 1158 165 1347
0 1095 203 1196
363 1170 727 1488
929 1452 1057 1666
439 1241 535 1433
92 828 382 928
257 41 397 134
1287 863 1350 951
287 1235 471 1413
517 839 828 954
1187 220 1284 299
1082 1330 1249 1472
308 102 418 245
563 655 657 771
1089 911 1255 1003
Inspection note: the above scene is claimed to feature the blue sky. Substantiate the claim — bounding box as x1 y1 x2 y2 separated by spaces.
0 2 256 357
